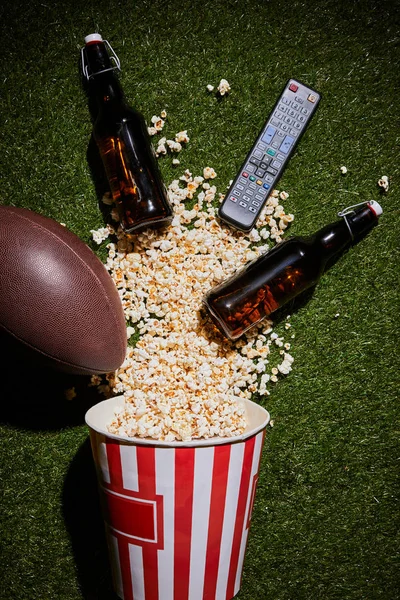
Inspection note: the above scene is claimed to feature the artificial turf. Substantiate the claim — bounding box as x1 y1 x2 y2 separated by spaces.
0 0 399 598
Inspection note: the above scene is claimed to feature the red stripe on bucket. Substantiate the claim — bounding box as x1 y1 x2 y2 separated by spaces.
137 446 159 600
226 435 256 599
203 444 231 599
174 448 195 600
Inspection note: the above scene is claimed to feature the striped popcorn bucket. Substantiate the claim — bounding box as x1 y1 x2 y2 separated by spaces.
85 395 269 600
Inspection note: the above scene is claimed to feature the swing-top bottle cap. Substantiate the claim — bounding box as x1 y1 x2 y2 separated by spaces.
368 200 383 217
84 33 103 45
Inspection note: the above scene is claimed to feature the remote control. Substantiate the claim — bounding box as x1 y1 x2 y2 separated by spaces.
218 79 321 232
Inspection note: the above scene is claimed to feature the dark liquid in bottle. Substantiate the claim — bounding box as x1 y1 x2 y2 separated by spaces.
205 238 321 339
96 116 171 232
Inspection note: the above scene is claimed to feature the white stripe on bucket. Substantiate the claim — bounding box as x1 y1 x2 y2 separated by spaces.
215 441 245 600
129 543 145 600
188 446 215 599
156 447 175 600
120 444 139 492
108 531 124 599
234 431 264 595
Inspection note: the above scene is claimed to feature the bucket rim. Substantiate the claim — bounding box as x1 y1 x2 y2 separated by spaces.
85 395 270 448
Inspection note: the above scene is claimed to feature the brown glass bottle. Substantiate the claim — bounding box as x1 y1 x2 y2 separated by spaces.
204 201 382 340
82 34 173 233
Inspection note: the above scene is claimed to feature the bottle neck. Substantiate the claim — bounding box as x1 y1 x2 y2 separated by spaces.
311 204 379 266
84 41 125 108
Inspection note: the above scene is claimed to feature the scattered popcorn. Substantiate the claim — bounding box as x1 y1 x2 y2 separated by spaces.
90 225 113 245
175 130 190 144
378 175 389 192
172 158 180 165
155 137 167 156
203 167 217 179
102 191 113 205
340 166 348 174
206 84 214 92
217 79 231 96
151 115 165 132
167 139 182 153
95 123 295 441
161 109 167 118
126 326 135 338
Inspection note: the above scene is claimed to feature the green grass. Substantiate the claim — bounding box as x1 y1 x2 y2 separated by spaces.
0 0 399 598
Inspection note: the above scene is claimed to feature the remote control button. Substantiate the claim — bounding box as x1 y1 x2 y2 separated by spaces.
265 175 274 183
240 177 248 184
284 116 294 125
263 183 270 190
255 194 264 201
276 130 285 138
250 156 260 166
278 103 287 112
271 140 280 148
290 128 298 137
242 195 250 202
253 149 263 158
279 135 295 154
293 121 302 129
295 95 304 104
249 182 257 190
281 96 291 105
229 196 238 203
232 189 241 196
249 207 257 213
277 153 285 161
272 160 282 168
275 110 284 119
252 200 261 207
301 107 310 115
260 161 269 169
247 189 254 196
249 175 256 182
307 93 317 103
289 82 298 92
256 179 263 185
255 168 265 177
270 118 280 127
280 123 290 131
257 142 267 151
257 188 267 196
242 171 249 178
288 108 296 118
237 184 245 191
267 148 276 156
297 114 306 123
246 164 256 172
239 201 247 207
292 102 300 110
267 166 277 175
261 125 276 145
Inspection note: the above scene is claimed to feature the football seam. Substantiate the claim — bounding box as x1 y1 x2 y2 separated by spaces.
5 210 126 362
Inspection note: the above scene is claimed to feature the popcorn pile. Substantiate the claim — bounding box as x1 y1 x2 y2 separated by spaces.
91 117 295 442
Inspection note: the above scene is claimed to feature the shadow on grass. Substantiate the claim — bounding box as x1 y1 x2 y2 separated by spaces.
62 437 119 600
0 330 101 430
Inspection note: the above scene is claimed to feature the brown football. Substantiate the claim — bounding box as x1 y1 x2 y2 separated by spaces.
0 206 127 375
